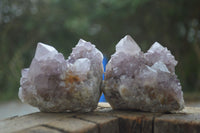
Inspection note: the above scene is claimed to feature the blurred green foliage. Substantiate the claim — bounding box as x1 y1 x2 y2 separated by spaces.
0 0 200 101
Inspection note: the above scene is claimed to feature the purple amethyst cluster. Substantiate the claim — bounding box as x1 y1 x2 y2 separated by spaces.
19 40 103 112
103 35 184 112
19 35 184 112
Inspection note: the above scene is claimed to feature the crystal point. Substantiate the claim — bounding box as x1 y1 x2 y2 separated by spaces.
116 35 141 55
147 42 163 53
34 42 58 60
145 42 177 73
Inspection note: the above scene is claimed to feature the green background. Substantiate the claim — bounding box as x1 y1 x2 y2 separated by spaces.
0 0 200 101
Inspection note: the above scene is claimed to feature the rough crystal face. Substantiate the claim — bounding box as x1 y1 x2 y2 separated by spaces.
103 35 184 112
19 40 103 112
144 42 177 73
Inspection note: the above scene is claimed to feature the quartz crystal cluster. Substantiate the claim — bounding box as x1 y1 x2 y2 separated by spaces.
103 35 184 112
19 40 103 112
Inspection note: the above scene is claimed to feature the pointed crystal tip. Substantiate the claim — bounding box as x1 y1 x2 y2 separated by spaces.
78 39 87 44
116 35 141 55
147 42 164 53
34 42 58 60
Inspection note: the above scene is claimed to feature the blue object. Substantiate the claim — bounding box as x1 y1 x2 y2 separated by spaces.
99 93 106 102
99 55 108 102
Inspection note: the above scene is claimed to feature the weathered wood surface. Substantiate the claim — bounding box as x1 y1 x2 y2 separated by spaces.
0 102 200 133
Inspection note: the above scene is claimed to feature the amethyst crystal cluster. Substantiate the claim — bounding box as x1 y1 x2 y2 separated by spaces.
19 35 184 113
103 35 184 112
19 39 103 112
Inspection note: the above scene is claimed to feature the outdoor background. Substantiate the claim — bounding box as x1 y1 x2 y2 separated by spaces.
0 0 200 102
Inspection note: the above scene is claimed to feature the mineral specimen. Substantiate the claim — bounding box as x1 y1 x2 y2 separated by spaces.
103 35 184 112
19 40 103 112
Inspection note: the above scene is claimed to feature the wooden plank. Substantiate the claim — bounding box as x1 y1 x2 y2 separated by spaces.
154 107 200 133
0 112 74 133
77 114 119 133
1 103 200 133
96 103 159 133
16 126 62 133
112 111 157 133
45 117 98 133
